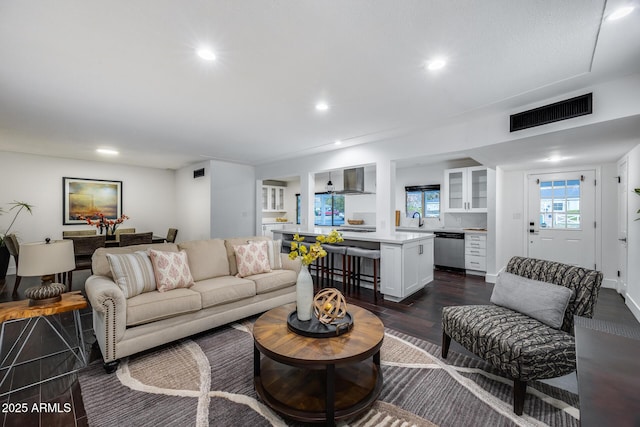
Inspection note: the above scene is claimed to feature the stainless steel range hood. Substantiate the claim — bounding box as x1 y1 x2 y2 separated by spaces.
337 168 374 194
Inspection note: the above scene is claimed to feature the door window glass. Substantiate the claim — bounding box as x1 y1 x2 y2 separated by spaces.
539 180 580 229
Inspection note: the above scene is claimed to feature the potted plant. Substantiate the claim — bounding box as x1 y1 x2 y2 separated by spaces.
0 201 34 280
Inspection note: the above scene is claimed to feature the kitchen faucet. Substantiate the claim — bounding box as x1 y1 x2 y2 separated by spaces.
413 211 424 227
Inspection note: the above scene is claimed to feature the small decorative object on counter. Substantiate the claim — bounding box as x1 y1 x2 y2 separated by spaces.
289 230 344 321
313 288 347 325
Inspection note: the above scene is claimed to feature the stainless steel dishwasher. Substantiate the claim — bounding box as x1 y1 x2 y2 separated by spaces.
434 232 465 270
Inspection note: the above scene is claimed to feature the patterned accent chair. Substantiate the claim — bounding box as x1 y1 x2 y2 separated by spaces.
441 256 603 415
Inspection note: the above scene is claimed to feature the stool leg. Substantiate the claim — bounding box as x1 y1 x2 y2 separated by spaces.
341 254 347 294
373 259 378 303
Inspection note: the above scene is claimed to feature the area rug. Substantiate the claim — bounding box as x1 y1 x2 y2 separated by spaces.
78 320 579 426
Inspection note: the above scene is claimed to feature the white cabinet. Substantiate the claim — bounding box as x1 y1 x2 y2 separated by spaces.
262 185 286 212
381 237 434 301
465 233 486 273
444 167 487 212
261 223 285 237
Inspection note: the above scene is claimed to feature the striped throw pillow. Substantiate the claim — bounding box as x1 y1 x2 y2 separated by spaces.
107 251 157 298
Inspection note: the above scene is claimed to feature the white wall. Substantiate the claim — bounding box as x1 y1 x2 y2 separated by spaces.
210 160 255 238
176 161 211 242
625 144 640 320
0 151 176 273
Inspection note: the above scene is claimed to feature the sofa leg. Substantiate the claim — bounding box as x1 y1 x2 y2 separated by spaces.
513 379 527 415
441 331 451 358
103 360 120 374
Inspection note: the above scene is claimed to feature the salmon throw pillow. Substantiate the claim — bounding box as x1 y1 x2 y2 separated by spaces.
148 249 195 292
234 240 272 278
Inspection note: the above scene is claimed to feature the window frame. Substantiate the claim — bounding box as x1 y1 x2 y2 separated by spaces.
405 184 440 219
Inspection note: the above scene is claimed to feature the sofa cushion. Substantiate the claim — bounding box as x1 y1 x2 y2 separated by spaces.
178 239 229 281
126 288 202 327
234 241 272 278
491 271 573 329
190 276 256 308
106 251 157 298
247 269 297 294
225 236 271 276
93 243 180 279
148 249 195 292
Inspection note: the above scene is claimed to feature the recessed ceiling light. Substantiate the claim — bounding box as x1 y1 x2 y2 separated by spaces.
315 102 329 111
545 155 565 162
334 140 342 145
426 58 446 71
607 6 634 20
96 148 119 156
196 47 216 61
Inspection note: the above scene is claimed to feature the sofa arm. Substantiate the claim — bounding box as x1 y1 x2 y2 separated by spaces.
85 275 127 362
280 253 302 274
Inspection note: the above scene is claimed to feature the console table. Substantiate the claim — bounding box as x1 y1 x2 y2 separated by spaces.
574 316 640 427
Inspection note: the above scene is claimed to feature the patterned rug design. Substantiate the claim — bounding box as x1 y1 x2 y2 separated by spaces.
79 320 580 426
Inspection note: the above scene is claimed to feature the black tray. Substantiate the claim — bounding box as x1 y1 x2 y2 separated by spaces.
287 310 354 338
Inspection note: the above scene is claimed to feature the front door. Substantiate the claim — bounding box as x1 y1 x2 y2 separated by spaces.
527 170 596 268
617 158 628 296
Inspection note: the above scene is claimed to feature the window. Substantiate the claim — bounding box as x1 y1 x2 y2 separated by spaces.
296 193 345 226
539 180 580 229
405 185 440 218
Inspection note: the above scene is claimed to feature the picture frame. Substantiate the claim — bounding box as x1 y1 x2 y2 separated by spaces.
63 177 123 225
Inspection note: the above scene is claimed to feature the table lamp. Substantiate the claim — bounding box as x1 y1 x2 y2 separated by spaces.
17 238 75 306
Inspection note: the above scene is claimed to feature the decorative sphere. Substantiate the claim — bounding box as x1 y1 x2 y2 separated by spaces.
313 288 347 324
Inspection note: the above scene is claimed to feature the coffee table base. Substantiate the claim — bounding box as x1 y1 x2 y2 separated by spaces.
254 347 382 425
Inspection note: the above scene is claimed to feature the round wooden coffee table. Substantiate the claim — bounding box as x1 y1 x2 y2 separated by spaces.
253 303 384 426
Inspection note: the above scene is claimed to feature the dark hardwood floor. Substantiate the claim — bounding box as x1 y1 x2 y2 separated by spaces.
0 268 636 427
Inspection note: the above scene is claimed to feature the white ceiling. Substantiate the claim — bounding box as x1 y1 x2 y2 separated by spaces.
0 1 638 170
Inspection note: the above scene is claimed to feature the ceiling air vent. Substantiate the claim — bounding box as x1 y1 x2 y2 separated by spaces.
510 93 592 132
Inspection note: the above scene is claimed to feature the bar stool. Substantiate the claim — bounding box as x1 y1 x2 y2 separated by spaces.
346 247 381 303
319 244 347 293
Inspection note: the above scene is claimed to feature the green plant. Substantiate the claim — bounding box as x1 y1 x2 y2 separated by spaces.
0 201 34 246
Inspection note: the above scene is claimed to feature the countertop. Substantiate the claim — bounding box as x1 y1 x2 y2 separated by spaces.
395 226 487 234
272 228 434 244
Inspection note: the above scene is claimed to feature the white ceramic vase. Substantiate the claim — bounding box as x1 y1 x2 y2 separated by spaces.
296 265 314 321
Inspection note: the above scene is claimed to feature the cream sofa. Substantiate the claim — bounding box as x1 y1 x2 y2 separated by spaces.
85 236 300 372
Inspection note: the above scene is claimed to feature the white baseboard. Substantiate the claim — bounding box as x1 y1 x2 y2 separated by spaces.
484 273 497 284
625 293 640 323
601 277 617 289
6 266 16 276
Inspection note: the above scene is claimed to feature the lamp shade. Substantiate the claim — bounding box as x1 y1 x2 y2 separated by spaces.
17 239 76 277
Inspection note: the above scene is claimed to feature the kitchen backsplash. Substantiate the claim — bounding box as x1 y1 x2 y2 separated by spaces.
443 213 487 229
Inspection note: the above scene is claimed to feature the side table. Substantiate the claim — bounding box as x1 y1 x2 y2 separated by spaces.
0 291 88 396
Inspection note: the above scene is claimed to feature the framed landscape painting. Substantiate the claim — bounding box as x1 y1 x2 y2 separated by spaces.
63 177 123 225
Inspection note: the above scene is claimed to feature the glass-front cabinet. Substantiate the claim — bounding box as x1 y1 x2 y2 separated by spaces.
443 167 487 212
262 185 286 212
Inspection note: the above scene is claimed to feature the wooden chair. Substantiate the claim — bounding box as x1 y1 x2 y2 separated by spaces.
113 228 135 242
165 228 178 243
119 232 153 247
63 230 97 237
65 235 107 289
4 234 22 298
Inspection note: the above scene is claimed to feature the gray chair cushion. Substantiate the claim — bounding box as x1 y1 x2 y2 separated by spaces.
490 271 573 329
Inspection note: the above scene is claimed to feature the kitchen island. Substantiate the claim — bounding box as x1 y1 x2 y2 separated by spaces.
272 228 434 302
